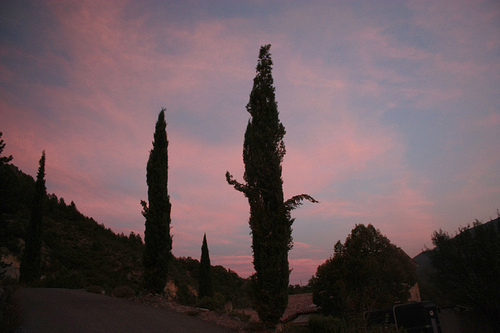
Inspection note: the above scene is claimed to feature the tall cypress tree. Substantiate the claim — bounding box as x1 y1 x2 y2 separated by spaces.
198 233 214 298
226 45 317 327
20 151 46 284
141 109 172 293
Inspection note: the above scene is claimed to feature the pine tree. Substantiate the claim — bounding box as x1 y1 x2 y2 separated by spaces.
141 109 172 293
20 151 46 283
226 44 317 327
198 233 214 298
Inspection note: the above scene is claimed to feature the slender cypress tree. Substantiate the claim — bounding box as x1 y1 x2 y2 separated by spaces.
198 233 214 298
226 45 317 327
141 109 172 293
20 151 46 283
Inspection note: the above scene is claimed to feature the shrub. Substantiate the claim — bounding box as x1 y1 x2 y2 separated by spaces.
0 280 22 332
196 292 225 311
175 280 196 306
308 315 349 333
111 285 135 298
86 285 104 295
40 270 86 289
229 311 251 322
187 309 200 317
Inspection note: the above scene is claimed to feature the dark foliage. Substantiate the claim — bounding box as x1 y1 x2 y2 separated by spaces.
1 155 247 301
198 233 214 298
172 256 251 308
0 132 13 166
141 109 172 293
307 315 350 333
19 151 46 284
288 283 312 295
111 285 136 298
0 159 144 292
430 218 500 331
311 224 417 316
0 164 35 253
0 282 22 333
196 293 226 311
226 44 317 327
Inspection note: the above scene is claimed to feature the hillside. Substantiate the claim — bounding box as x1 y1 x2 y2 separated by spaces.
0 162 249 304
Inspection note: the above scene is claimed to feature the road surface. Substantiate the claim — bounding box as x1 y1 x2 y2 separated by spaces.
16 288 233 333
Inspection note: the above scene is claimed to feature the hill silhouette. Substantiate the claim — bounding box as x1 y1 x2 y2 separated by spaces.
0 162 249 305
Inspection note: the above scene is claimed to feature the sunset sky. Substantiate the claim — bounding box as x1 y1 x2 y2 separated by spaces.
1 0 499 284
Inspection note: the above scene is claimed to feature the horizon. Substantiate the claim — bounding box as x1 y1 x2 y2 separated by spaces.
1 0 499 284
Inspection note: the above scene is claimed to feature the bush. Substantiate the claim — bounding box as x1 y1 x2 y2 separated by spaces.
229 310 251 322
187 309 200 317
111 285 135 298
86 285 105 295
196 292 225 311
175 280 196 306
40 270 86 289
308 315 349 333
0 280 22 332
306 314 400 333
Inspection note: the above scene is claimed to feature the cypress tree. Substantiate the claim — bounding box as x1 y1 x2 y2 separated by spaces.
226 45 317 327
20 151 46 283
141 109 172 293
198 233 214 298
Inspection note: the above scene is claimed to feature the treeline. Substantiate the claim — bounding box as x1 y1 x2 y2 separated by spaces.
0 158 248 303
426 218 500 331
0 161 144 292
308 219 500 332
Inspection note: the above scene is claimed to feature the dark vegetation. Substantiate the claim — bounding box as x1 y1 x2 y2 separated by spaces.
311 224 416 317
0 161 249 307
141 109 172 294
309 220 499 332
19 151 46 284
198 233 214 299
427 218 500 331
1 161 144 292
226 44 317 328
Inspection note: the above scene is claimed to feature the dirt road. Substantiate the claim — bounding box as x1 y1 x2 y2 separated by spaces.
15 288 234 333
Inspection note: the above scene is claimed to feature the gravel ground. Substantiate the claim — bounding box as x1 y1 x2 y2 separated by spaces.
15 288 238 333
134 293 260 332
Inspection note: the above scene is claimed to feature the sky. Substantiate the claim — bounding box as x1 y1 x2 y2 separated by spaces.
1 0 499 285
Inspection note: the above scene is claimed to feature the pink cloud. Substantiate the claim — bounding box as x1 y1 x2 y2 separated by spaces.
211 255 254 278
2 0 498 285
289 258 326 284
282 109 404 197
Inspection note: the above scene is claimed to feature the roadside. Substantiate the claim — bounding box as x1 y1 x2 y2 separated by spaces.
0 282 22 333
134 293 256 331
15 288 236 333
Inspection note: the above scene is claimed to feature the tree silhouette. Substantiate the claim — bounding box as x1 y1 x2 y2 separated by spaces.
311 224 417 316
141 109 172 293
430 219 500 331
198 233 214 298
20 151 46 283
0 132 13 165
226 44 317 327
